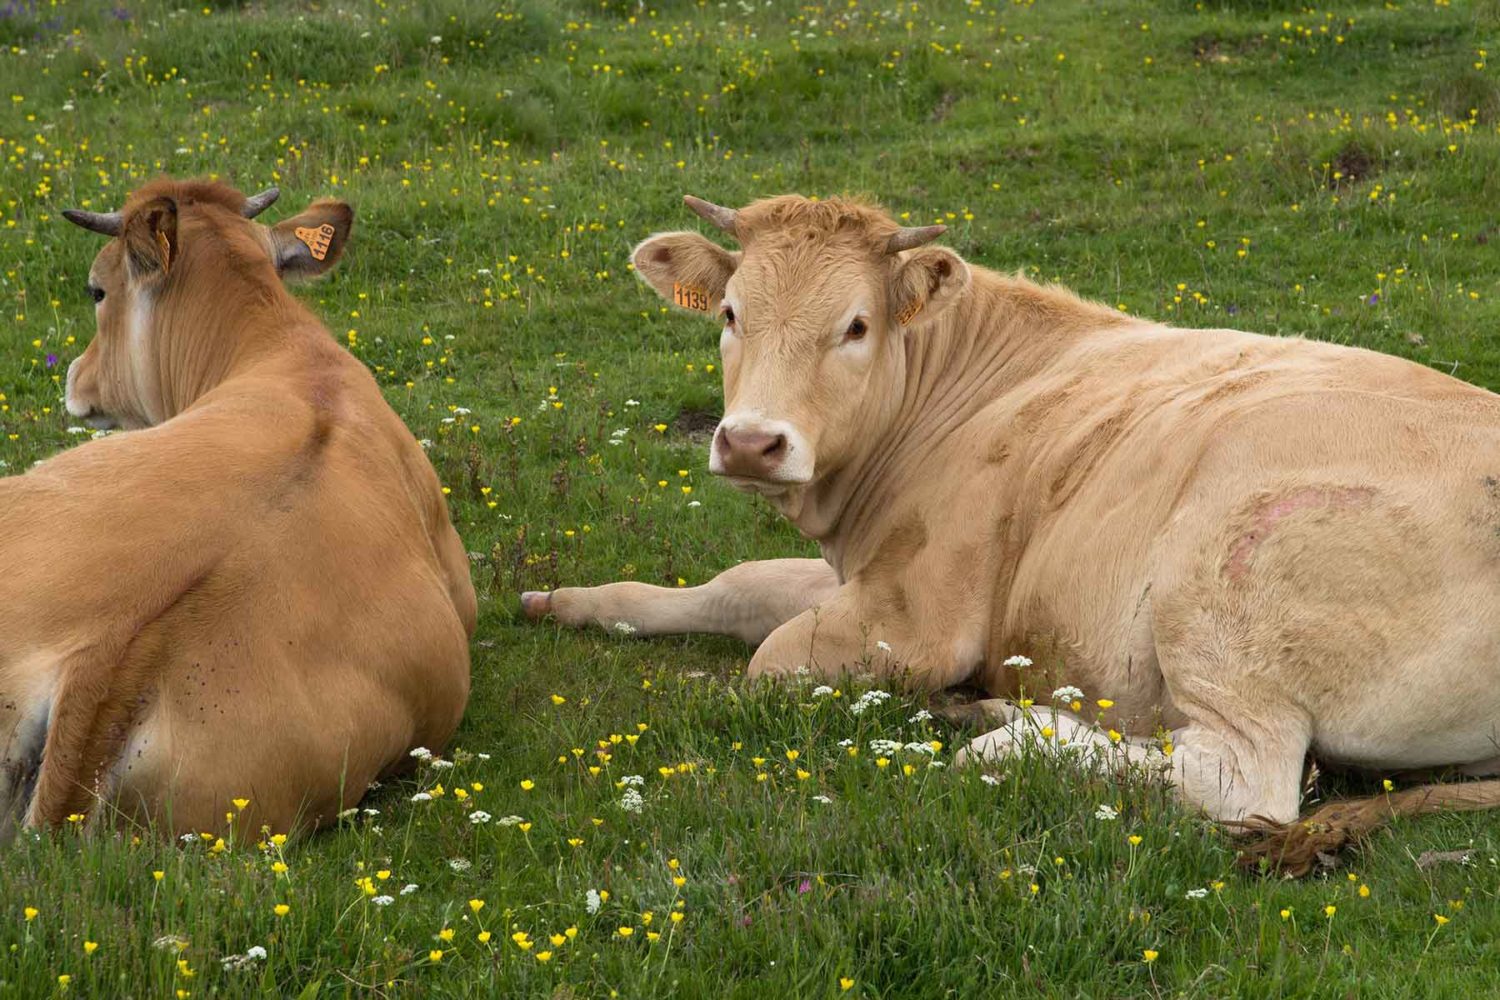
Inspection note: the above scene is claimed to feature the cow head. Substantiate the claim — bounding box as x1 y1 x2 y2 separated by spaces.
631 195 970 498
62 178 353 429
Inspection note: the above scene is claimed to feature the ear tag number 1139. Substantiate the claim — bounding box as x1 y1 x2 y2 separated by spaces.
673 282 711 312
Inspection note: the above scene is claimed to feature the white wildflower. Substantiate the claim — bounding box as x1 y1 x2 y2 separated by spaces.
837 738 855 747
619 788 644 813
980 774 1002 786
400 883 419 895
469 810 493 825
586 888 603 914
409 792 432 803
409 747 433 760
812 685 834 698
221 946 268 971
497 815 526 826
618 774 646 788
849 690 891 716
909 709 933 723
430 759 454 770
613 621 638 636
1185 888 1209 900
1002 655 1033 668
448 858 471 873
1094 804 1119 821
813 795 833 804
1051 685 1085 704
371 895 395 906
869 739 904 755
875 640 892 652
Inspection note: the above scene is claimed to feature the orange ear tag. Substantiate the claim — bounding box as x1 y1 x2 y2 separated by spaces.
896 298 924 325
672 282 712 312
294 224 336 261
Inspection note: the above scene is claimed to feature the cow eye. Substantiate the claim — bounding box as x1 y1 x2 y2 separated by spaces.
88 285 105 304
722 305 736 325
844 318 868 342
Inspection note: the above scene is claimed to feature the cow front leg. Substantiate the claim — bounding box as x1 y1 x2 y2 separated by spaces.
748 586 980 691
521 558 839 645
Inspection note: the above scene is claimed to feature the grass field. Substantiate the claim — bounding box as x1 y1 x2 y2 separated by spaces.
4 0 1500 995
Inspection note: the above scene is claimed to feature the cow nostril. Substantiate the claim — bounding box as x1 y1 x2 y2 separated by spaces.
761 435 787 459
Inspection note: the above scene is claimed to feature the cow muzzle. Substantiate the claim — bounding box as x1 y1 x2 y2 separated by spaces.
63 357 117 430
709 417 812 488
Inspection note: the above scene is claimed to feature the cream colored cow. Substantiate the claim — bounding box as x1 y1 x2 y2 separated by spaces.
526 193 1500 872
0 178 476 842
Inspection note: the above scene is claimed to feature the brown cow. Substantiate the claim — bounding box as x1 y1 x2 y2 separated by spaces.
0 178 476 842
525 193 1500 872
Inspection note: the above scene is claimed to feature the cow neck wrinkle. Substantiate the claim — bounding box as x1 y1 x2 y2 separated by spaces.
794 268 1102 577
153 279 317 420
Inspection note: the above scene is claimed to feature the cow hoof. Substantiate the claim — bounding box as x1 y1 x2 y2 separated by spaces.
519 591 553 621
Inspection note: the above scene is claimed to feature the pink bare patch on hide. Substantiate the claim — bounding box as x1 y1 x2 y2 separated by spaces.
1223 486 1376 581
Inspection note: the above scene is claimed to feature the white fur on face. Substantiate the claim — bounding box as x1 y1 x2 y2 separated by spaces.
126 293 161 425
63 356 90 419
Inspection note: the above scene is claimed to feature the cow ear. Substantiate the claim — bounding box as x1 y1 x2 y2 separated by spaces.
630 231 739 316
122 197 178 282
269 199 353 281
889 246 970 329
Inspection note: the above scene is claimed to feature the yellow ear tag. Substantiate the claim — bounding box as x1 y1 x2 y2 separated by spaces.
672 282 711 312
896 297 924 325
294 223 336 261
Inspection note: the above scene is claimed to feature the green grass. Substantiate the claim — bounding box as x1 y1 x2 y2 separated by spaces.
4 0 1500 995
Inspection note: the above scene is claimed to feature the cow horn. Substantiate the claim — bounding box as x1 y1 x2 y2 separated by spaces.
242 186 280 219
62 209 123 237
683 195 738 235
886 224 947 254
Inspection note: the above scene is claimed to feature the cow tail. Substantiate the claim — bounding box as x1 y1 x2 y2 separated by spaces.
23 643 131 830
1233 779 1500 876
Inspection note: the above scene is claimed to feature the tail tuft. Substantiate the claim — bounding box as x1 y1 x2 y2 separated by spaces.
1232 778 1500 876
